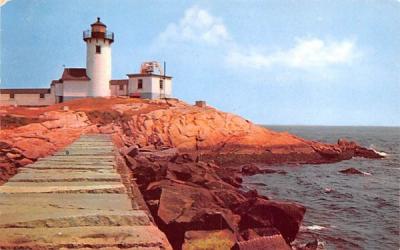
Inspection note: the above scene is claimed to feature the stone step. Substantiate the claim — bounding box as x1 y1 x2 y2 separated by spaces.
8 171 121 182
74 139 114 143
54 150 115 156
68 145 114 148
17 168 118 175
0 134 172 249
44 155 115 161
0 193 148 227
62 146 115 150
0 226 169 249
24 163 115 170
0 212 150 228
31 161 115 167
0 181 126 194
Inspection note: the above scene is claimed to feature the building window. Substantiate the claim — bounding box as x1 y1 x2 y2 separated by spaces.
96 45 101 54
10 93 14 99
160 80 164 90
39 93 45 99
138 79 143 89
119 84 124 90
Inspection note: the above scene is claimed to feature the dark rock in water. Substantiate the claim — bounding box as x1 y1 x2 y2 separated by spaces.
304 239 318 250
234 197 306 243
337 139 384 159
241 164 286 176
339 167 364 175
293 238 319 250
241 164 262 175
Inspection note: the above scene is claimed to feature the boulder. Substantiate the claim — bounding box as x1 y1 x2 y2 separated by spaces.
13 138 55 160
232 234 291 250
339 167 364 175
241 164 262 175
241 164 285 176
234 198 306 243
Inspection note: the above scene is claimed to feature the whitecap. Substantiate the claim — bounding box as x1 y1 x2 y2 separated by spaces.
303 225 326 231
361 171 372 176
369 146 388 157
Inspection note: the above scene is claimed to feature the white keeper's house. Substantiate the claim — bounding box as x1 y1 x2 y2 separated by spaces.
0 18 173 106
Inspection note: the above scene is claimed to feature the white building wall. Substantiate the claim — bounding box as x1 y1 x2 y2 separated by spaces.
54 83 63 96
128 76 172 99
62 80 89 99
0 92 55 106
150 77 172 98
128 77 152 96
86 39 111 97
110 85 128 96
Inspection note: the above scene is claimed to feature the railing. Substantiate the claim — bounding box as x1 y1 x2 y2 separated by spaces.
83 30 114 41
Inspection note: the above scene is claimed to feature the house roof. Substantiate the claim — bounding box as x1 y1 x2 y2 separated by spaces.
126 73 172 79
61 68 90 81
0 88 51 94
50 79 62 86
110 79 128 85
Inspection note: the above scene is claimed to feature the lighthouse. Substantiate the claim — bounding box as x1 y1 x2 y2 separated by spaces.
83 17 113 97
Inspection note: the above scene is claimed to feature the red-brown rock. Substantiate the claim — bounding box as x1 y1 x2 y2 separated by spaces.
339 167 364 175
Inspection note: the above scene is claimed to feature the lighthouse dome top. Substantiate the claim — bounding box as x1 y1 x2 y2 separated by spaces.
91 17 107 28
83 17 114 43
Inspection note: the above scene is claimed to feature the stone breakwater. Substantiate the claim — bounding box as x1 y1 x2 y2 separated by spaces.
121 145 306 249
0 97 383 249
0 134 171 249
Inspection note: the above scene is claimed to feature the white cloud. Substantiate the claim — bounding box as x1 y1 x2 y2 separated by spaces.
227 38 360 70
157 6 230 46
156 6 360 71
0 0 12 7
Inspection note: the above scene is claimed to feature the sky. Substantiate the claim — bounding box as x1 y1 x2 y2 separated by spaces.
1 0 399 126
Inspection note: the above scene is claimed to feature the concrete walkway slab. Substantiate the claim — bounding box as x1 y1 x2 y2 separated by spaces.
0 134 171 249
0 181 126 194
0 226 169 249
8 171 121 182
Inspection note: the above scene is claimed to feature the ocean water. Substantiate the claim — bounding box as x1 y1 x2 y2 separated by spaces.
244 126 400 250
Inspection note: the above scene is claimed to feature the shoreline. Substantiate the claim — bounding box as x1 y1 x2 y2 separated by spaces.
0 98 384 249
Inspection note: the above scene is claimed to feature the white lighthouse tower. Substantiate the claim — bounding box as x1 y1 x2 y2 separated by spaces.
83 17 113 97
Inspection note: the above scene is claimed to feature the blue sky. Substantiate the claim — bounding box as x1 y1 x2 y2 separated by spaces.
1 0 399 126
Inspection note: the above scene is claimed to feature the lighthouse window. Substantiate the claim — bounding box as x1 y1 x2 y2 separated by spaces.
39 93 45 99
10 93 14 99
96 45 101 54
159 80 164 90
138 79 143 89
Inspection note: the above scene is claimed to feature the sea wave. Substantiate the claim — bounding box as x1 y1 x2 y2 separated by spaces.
369 145 388 157
302 225 326 231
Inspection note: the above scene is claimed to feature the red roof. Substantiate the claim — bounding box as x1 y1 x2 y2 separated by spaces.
126 73 172 79
61 68 90 81
110 79 128 85
50 79 61 86
0 88 51 94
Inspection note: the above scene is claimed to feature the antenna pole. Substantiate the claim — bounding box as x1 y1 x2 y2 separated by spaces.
163 61 166 98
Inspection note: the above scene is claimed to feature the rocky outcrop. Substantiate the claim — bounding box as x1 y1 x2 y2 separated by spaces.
0 97 384 248
0 98 382 184
122 146 305 249
0 110 96 184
